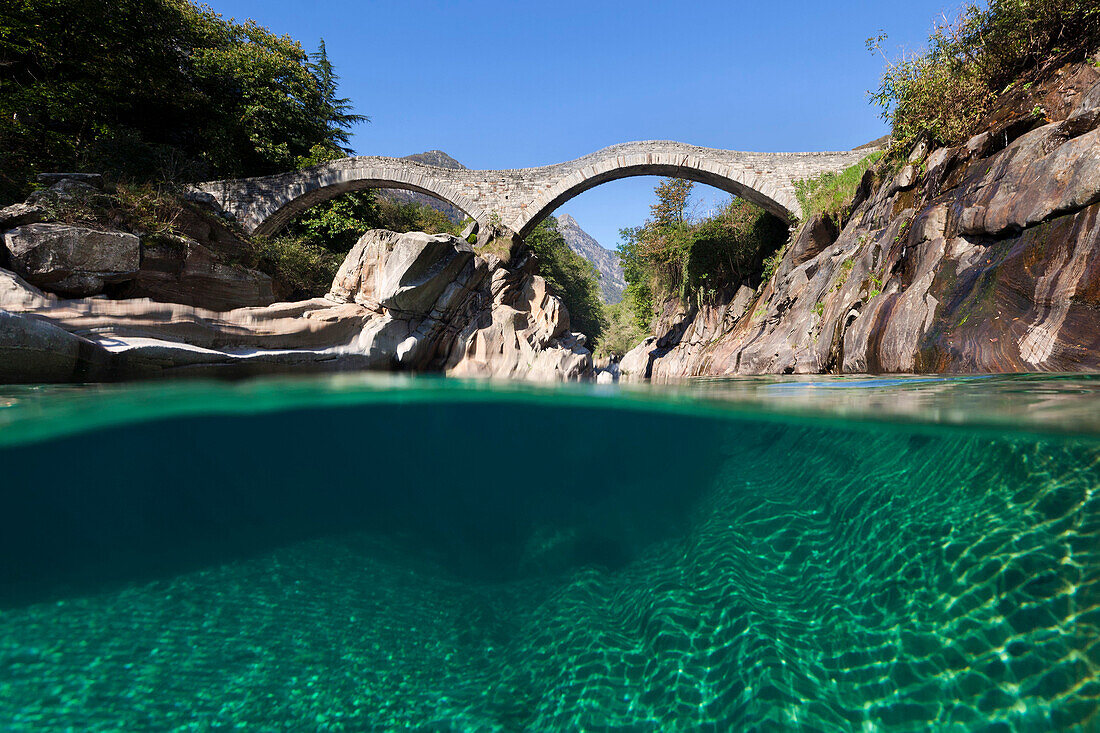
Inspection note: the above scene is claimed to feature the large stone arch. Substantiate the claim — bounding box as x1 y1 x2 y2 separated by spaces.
196 160 488 237
512 155 800 239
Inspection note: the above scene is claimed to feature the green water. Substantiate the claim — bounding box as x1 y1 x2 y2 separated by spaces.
0 375 1097 731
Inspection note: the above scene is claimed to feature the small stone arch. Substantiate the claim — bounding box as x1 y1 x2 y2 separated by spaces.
199 160 488 237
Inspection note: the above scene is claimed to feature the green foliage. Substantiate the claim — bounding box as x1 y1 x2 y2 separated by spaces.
833 257 856 291
288 190 379 252
794 152 882 227
650 178 694 226
371 198 463 237
284 142 461 254
247 234 341 299
0 0 366 202
287 190 462 254
618 182 787 316
525 217 607 345
618 227 656 332
869 0 1100 151
596 295 650 358
27 180 211 244
866 272 885 299
760 245 786 284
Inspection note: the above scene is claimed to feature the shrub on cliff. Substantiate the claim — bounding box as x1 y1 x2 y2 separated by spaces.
870 0 1100 150
0 1 365 202
284 146 463 257
794 152 882 227
596 296 650 358
525 217 607 346
246 234 341 300
618 180 786 331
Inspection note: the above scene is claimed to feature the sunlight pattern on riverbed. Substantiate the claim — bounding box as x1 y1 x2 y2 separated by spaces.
0 375 1097 730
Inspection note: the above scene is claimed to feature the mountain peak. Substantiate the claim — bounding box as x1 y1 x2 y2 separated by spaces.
402 150 466 170
555 215 625 304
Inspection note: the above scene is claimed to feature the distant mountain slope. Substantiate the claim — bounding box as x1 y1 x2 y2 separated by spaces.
556 214 625 304
379 151 467 224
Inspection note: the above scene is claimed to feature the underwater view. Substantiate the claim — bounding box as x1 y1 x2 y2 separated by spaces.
0 374 1098 731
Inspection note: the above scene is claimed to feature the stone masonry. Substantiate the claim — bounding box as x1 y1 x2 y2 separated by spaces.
194 141 872 237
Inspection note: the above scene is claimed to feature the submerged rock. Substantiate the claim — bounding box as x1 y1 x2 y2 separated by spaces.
0 229 593 382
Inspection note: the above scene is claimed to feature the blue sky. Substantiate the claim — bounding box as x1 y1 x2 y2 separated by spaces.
213 0 960 248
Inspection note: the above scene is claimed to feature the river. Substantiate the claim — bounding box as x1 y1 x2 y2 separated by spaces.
0 374 1096 730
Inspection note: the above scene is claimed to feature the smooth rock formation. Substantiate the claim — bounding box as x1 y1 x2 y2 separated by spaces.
623 61 1100 378
0 229 593 383
3 223 139 296
0 309 113 383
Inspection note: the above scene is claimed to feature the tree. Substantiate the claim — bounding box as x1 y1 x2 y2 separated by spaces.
308 39 368 155
650 178 694 227
525 217 607 346
0 1 368 201
617 179 786 331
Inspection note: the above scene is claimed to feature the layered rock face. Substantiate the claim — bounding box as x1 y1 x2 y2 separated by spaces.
623 62 1100 378
0 230 592 383
0 176 278 310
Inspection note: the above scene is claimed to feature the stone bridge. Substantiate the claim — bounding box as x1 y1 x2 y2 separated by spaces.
194 141 872 238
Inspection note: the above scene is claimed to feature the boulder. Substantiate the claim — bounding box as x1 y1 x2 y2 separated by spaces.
2 223 140 296
36 173 104 189
788 213 839 267
26 179 106 206
0 203 45 232
170 205 252 260
121 237 277 311
329 230 479 315
619 337 656 380
0 310 114 383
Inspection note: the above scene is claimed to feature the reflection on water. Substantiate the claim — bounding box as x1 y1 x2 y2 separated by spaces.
0 375 1097 730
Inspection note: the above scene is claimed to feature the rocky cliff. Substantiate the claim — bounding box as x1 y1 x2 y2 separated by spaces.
556 214 625 303
0 229 592 383
622 61 1100 379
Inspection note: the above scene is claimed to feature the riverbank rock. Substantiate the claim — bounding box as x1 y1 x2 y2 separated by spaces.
119 237 277 311
0 309 114 383
0 178 282 306
0 229 593 382
625 60 1100 378
2 223 140 296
